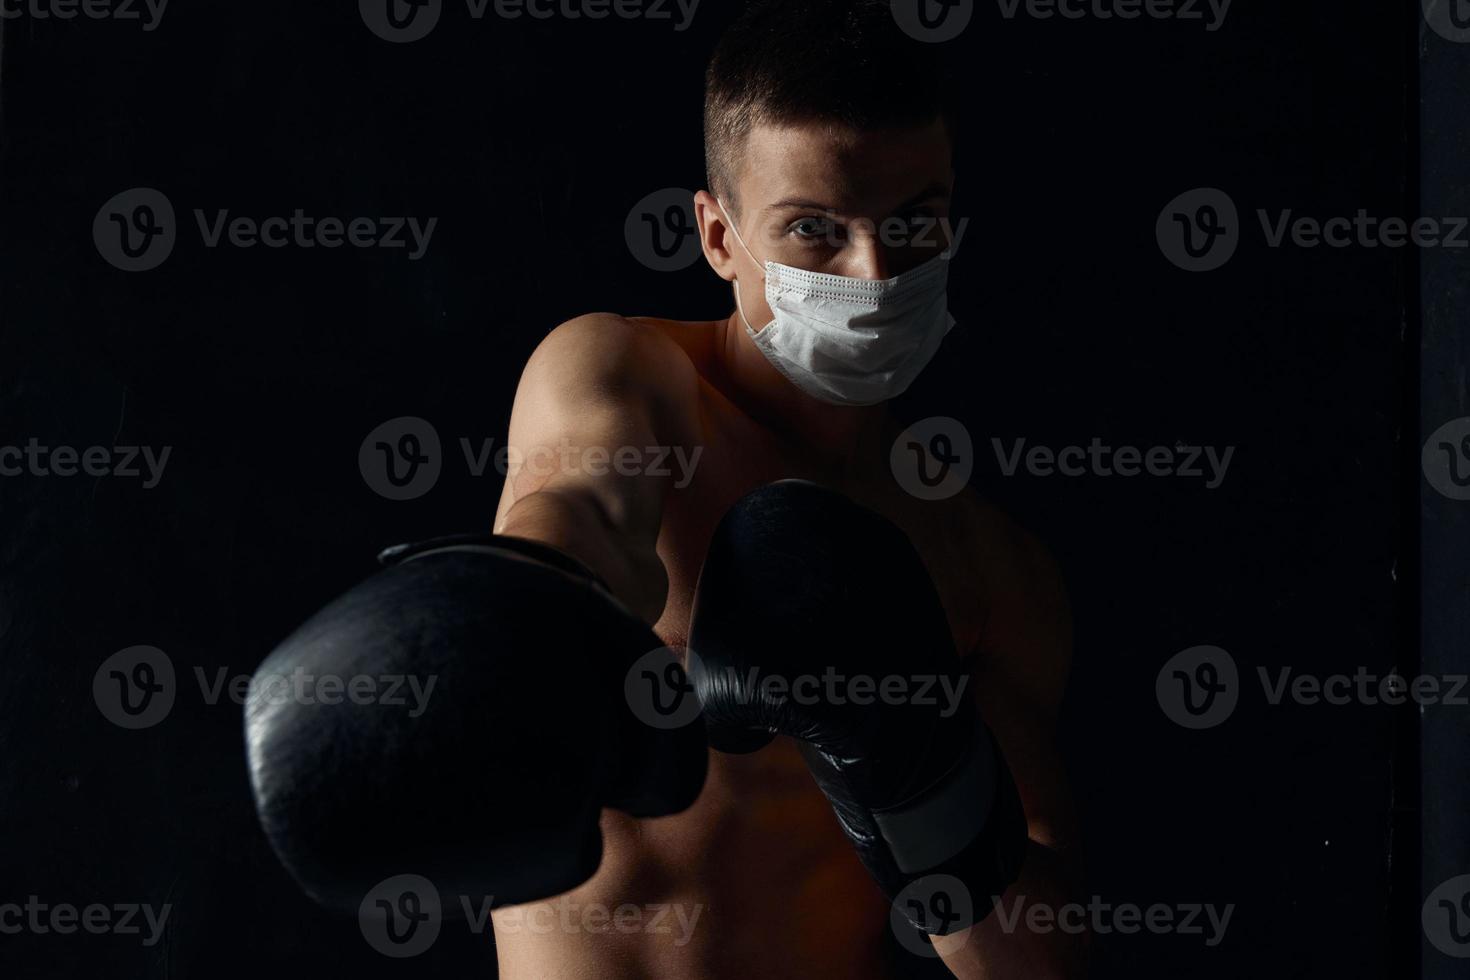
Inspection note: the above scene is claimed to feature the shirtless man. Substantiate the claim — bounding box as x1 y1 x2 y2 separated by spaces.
245 3 1082 977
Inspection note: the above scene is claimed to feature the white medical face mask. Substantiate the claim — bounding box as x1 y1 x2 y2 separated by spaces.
718 198 955 407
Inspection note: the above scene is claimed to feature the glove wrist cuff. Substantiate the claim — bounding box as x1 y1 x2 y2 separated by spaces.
875 725 1028 935
874 724 1001 875
377 534 610 591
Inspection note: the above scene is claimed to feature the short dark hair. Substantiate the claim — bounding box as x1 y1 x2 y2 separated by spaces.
704 0 957 212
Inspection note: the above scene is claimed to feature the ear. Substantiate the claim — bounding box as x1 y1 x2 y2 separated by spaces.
694 190 739 282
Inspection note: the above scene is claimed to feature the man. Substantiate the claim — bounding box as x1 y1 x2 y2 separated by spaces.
246 2 1082 977
487 4 1082 977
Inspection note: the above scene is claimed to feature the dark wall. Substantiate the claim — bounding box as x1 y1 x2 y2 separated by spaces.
1418 8 1470 980
0 2 1416 977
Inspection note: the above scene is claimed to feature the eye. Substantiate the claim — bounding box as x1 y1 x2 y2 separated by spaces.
788 216 838 244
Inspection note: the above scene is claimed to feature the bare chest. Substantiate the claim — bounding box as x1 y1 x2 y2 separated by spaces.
651 394 988 661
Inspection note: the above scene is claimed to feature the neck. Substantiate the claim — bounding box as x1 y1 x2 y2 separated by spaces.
712 312 888 471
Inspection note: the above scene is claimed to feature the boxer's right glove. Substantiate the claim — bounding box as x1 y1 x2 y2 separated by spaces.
687 481 1027 935
245 534 706 914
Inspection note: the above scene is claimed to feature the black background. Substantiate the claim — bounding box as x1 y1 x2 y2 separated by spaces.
1 1 1418 977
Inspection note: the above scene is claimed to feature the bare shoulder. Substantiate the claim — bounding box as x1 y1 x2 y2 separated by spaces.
959 490 1072 717
526 313 697 393
624 315 725 369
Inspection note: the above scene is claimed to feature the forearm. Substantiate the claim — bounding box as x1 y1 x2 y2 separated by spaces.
496 487 668 625
932 841 1087 980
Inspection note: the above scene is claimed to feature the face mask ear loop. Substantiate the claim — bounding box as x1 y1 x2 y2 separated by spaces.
717 197 770 335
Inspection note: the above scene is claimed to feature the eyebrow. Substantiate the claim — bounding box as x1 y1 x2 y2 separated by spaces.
765 184 952 216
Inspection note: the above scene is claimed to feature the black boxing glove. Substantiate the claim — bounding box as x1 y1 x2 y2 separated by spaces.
688 482 1025 935
245 534 706 914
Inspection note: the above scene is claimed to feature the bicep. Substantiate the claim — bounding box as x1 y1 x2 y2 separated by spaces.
494 313 698 541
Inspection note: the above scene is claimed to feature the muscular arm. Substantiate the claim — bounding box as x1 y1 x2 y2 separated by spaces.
493 313 701 624
935 521 1086 980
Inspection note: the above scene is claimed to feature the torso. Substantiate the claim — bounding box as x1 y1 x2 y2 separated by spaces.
494 318 1008 980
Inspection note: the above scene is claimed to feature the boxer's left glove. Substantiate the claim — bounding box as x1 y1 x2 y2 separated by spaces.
245 534 706 914
688 482 1026 935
